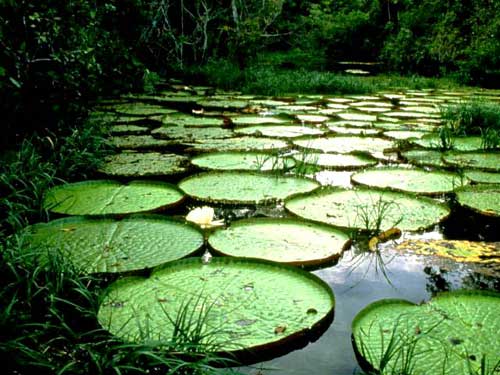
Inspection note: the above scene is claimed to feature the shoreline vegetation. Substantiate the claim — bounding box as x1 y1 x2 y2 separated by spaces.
1 0 499 374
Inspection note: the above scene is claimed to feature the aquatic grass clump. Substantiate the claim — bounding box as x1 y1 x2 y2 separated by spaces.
440 100 500 149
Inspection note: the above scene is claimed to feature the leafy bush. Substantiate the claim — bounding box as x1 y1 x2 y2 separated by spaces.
440 100 500 149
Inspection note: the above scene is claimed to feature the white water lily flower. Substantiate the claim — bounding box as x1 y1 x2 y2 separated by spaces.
186 206 224 228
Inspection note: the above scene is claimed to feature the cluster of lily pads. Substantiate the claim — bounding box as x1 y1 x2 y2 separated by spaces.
27 84 500 371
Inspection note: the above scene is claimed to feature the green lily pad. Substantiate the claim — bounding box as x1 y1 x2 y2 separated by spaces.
293 136 394 157
235 125 323 138
455 185 500 217
179 171 319 204
383 111 440 119
151 125 234 141
108 135 175 150
191 151 294 171
352 290 500 375
464 170 500 184
351 167 467 195
327 126 380 136
411 135 485 151
443 152 500 172
111 103 178 117
24 215 204 273
357 107 391 113
98 257 335 355
208 218 350 266
231 116 288 125
337 113 377 122
296 114 330 123
285 188 450 232
196 99 249 110
400 149 446 168
162 114 223 127
292 152 378 170
395 239 500 265
43 180 184 215
110 125 150 135
350 101 392 108
382 130 428 140
99 152 189 177
186 137 289 153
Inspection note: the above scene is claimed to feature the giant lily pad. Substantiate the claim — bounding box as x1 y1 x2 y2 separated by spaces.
98 257 335 356
400 149 446 168
455 185 500 217
231 116 288 125
235 125 323 138
292 152 378 170
162 114 223 127
352 291 500 375
24 215 204 273
395 239 500 265
186 137 289 153
351 167 467 195
152 125 234 141
43 180 184 215
443 152 500 172
208 218 350 266
411 135 485 151
108 135 175 150
285 188 450 232
464 170 500 184
111 103 178 117
191 151 294 171
99 152 189 177
293 136 393 157
179 171 319 204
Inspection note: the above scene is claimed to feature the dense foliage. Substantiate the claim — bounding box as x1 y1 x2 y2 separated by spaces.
1 0 498 144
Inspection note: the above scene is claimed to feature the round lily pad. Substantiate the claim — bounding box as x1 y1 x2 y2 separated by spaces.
43 180 184 215
293 136 393 157
186 137 289 153
296 114 330 123
152 125 234 141
162 114 223 127
191 151 294 171
98 257 335 356
24 215 204 273
443 152 500 172
231 116 288 125
464 170 500 184
208 218 350 266
411 135 485 151
112 103 178 116
235 125 323 138
179 171 319 204
400 149 446 168
285 188 450 232
395 239 499 265
108 135 175 150
99 152 189 177
352 290 500 375
455 185 500 217
327 125 380 136
382 130 428 140
351 167 467 195
110 125 150 135
337 113 377 122
292 152 378 170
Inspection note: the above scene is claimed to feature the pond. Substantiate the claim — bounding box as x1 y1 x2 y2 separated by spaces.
35 84 500 374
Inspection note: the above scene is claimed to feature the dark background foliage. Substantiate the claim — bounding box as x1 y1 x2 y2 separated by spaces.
1 0 499 145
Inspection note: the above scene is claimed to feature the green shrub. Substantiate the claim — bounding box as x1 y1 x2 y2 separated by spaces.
440 100 500 149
